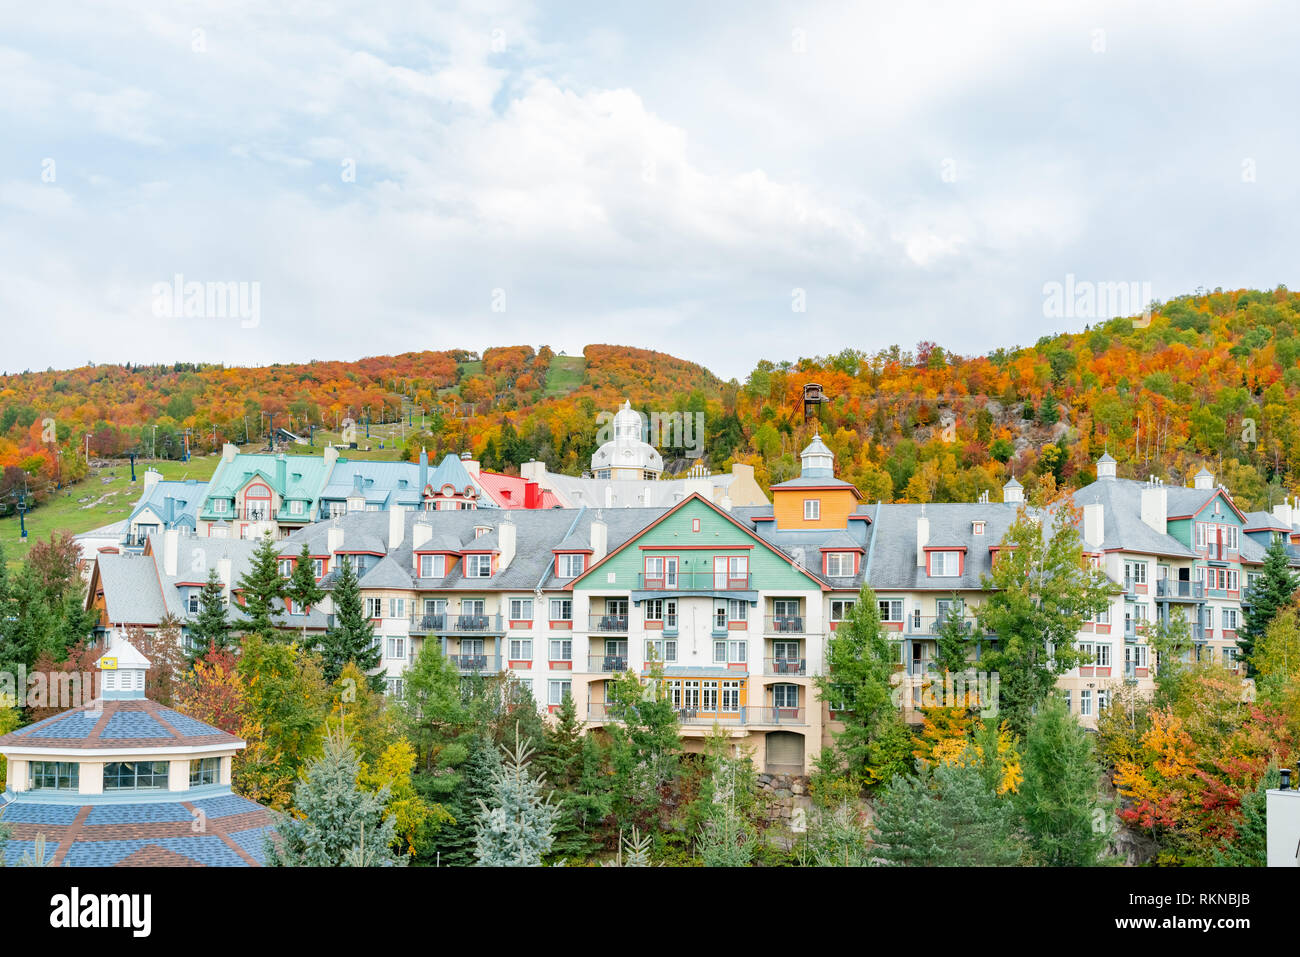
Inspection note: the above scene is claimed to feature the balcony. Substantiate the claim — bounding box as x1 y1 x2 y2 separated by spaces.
636 572 751 591
906 615 976 636
449 653 502 673
1156 580 1206 601
585 703 804 726
764 615 805 634
588 652 629 673
764 657 807 676
409 613 504 635
589 614 629 634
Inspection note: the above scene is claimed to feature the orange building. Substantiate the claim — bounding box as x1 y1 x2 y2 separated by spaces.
769 435 864 530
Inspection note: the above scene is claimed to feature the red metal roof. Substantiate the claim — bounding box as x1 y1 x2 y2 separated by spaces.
475 470 562 509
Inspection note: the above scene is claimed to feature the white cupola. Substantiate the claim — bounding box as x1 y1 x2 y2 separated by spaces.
800 434 835 479
97 630 150 700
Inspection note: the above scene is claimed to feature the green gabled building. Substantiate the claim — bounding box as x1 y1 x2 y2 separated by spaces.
196 444 336 539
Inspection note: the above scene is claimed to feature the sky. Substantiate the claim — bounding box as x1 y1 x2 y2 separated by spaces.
2 0 1297 381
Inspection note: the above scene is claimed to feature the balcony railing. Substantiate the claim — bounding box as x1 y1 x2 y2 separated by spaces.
764 615 805 634
588 652 629 673
636 572 752 591
409 613 504 635
1156 580 1206 600
906 615 976 636
449 653 502 673
589 614 629 633
764 657 807 676
586 703 804 726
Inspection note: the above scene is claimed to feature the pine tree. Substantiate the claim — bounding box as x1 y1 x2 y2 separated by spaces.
696 751 755 867
1016 695 1109 865
236 532 286 641
266 725 405 867
603 827 653 866
318 556 381 686
798 802 872 867
435 733 502 867
606 664 681 828
473 728 560 867
284 543 324 641
1239 536 1298 676
187 568 233 663
541 692 611 861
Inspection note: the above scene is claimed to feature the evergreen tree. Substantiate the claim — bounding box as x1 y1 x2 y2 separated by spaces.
436 733 502 867
266 725 405 867
602 827 653 867
187 568 233 663
696 749 755 867
1016 695 1109 865
814 585 914 791
606 664 681 829
933 594 977 676
318 556 380 686
284 543 325 641
1239 536 1298 676
977 504 1112 736
1145 614 1196 706
236 532 286 640
798 802 873 867
541 692 611 861
473 729 560 867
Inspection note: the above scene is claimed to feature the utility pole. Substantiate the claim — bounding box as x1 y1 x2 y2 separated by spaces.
85 432 92 464
151 424 157 460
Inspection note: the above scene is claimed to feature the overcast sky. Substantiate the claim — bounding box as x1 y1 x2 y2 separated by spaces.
2 0 1296 381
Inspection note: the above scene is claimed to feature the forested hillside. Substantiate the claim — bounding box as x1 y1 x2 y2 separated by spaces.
3 286 1299 513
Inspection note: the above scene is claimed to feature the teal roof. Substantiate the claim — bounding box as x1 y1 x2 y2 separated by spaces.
200 454 333 518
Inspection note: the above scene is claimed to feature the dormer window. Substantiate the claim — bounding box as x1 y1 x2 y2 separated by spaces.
291 500 304 515
804 499 821 520
213 500 227 514
557 553 586 577
973 521 985 536
825 552 854 577
474 526 491 539
929 551 961 577
419 554 447 578
466 554 493 577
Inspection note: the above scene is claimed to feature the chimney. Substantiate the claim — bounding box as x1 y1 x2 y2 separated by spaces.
419 448 429 494
323 445 339 467
720 494 733 512
222 442 238 463
214 557 231 605
1002 477 1023 504
1083 503 1104 549
162 528 179 577
163 495 175 526
1273 499 1294 531
1140 485 1167 534
460 452 480 477
916 513 929 567
498 519 516 571
327 524 344 558
275 454 287 492
591 517 608 563
524 481 542 509
143 468 162 493
521 460 546 482
388 505 406 550
1194 467 1214 491
412 520 432 551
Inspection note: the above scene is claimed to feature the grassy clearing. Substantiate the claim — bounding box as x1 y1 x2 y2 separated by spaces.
545 355 586 396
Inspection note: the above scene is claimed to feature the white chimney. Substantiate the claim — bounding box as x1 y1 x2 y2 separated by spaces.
1194 468 1214 490
720 495 733 512
498 519 516 571
1083 503 1104 549
162 528 179 577
1003 478 1023 504
324 445 339 467
388 505 406 550
1140 485 1167 534
412 521 432 550
143 468 162 493
327 524 344 558
460 454 480 477
590 518 608 563
521 460 546 482
222 442 238 464
916 513 929 567
216 557 232 602
1273 499 1295 531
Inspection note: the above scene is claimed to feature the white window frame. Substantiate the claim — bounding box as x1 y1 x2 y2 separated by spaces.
929 551 959 577
466 554 493 578
548 679 571 706
549 638 572 662
509 598 534 621
549 599 572 622
825 552 853 577
804 499 820 520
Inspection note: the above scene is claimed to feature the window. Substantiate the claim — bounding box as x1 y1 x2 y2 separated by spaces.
549 599 572 622
509 638 532 661
509 598 534 621
645 638 677 663
312 558 324 578
773 684 799 709
1097 690 1109 712
1222 608 1239 631
557 553 585 577
549 638 572 662
1063 690 1071 712
644 598 678 628
278 559 294 578
825 552 854 577
727 599 748 623
387 636 406 660
1095 643 1111 668
1226 570 1239 591
548 679 571 706
878 599 903 622
389 598 406 619
365 598 382 619
804 499 820 520
721 680 741 712
213 499 228 514
713 639 747 664
644 556 678 587
466 554 493 578
1079 689 1092 717
1124 561 1148 585
830 599 856 621
1222 646 1237 667
973 521 985 535
701 680 718 712
189 757 220 787
385 677 405 698
1195 523 1207 548
187 592 200 614
419 554 447 578
104 760 169 791
29 761 78 791
929 551 960 577
1096 607 1110 625
290 500 304 515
